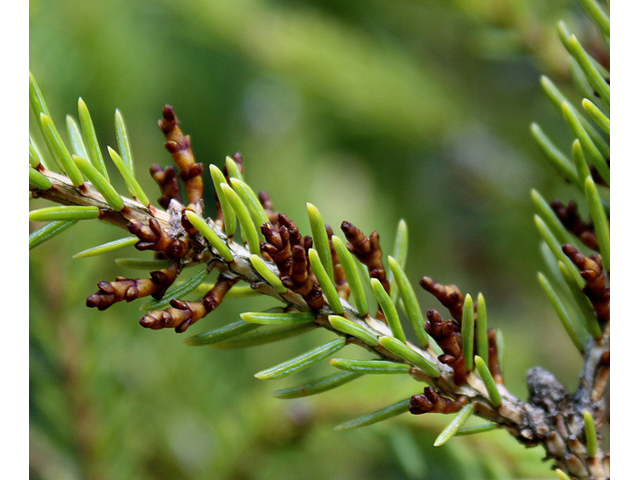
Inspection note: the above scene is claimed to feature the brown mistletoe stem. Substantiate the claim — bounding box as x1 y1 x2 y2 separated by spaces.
158 105 203 207
150 164 182 209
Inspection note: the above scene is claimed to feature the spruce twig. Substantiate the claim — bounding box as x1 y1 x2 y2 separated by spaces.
29 2 612 470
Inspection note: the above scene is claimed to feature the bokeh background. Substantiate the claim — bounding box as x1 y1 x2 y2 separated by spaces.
29 0 608 478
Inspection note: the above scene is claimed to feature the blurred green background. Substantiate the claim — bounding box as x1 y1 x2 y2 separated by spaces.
29 0 606 478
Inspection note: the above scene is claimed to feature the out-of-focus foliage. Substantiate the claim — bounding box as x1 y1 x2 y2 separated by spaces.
29 0 605 478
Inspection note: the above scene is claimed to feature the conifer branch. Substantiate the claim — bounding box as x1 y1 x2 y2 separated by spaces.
28 98 554 453
28 0 610 475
